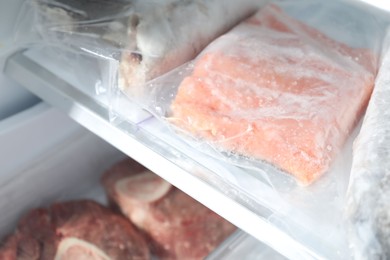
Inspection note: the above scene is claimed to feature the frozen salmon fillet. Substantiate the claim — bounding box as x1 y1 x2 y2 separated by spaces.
170 5 376 185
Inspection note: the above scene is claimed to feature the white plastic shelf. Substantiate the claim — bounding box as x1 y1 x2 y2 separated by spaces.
5 49 349 260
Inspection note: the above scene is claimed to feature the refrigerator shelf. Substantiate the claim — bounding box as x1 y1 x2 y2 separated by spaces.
5 49 349 260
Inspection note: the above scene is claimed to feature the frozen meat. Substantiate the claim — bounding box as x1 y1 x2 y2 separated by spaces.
170 5 376 184
102 158 236 259
0 200 149 259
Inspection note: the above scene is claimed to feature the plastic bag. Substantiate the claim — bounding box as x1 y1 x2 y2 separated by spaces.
140 0 385 186
13 0 134 54
121 4 388 257
11 0 266 96
5 0 268 125
345 30 390 260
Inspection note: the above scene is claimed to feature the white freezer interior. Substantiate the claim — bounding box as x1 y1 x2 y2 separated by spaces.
0 102 283 259
0 102 125 236
0 103 79 181
0 0 40 120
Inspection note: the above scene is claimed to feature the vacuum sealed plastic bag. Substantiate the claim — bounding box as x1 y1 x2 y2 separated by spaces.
142 1 384 185
345 32 390 259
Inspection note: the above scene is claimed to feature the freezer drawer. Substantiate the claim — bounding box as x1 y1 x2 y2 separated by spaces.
0 103 278 259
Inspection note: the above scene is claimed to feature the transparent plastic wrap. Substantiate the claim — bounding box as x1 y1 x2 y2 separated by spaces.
109 2 389 257
345 32 390 259
10 0 266 97
139 0 386 186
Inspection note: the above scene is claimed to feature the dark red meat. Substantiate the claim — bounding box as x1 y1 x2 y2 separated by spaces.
0 200 149 260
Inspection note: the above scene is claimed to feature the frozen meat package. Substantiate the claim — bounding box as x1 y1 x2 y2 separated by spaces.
11 0 265 97
346 34 390 259
141 0 386 185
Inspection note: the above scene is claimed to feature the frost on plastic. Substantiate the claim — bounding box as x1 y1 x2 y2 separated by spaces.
146 1 382 186
346 32 390 260
138 3 388 256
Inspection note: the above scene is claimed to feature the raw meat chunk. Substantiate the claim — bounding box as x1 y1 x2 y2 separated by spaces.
0 208 59 260
0 200 149 260
170 5 376 184
102 158 236 259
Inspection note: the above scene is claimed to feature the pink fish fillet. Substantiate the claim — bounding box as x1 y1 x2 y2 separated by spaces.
171 5 376 185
